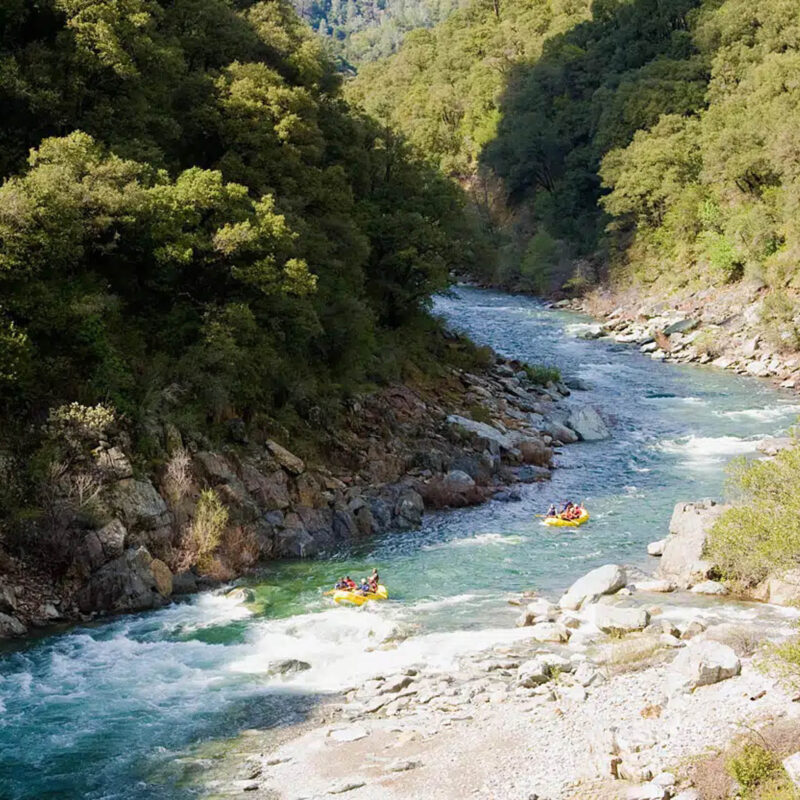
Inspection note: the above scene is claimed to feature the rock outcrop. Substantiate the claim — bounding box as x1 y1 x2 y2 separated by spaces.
77 546 173 614
657 500 729 588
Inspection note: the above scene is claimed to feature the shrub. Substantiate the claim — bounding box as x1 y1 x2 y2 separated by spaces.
523 364 561 386
761 291 800 352
707 442 800 585
190 489 228 573
163 448 192 505
727 743 782 794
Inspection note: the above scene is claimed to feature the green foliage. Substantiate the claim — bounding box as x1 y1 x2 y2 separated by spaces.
761 290 800 352
522 364 560 386
191 488 229 572
294 0 469 64
0 0 490 532
727 743 783 796
351 0 800 297
707 443 800 585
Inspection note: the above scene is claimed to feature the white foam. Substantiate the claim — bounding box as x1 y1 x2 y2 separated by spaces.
716 404 800 423
424 532 523 550
657 435 759 468
228 600 530 693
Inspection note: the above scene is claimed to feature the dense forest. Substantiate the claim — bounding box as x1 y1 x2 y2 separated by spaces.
0 0 487 521
350 0 800 301
292 0 468 64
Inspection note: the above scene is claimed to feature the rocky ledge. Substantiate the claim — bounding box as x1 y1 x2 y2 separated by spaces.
0 355 612 638
556 281 800 389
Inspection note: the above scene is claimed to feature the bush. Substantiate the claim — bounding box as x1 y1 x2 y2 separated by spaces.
707 442 800 585
523 364 561 386
727 743 782 794
761 291 800 352
190 489 228 573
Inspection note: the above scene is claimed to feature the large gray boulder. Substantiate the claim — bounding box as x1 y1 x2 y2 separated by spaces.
669 640 740 692
78 546 171 614
560 564 627 610
590 604 650 634
752 569 800 606
446 415 514 453
542 419 580 444
566 406 610 441
266 440 305 475
0 612 27 637
657 500 729 588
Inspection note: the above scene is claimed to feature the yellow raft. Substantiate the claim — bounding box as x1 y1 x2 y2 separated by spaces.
332 584 388 606
543 510 590 527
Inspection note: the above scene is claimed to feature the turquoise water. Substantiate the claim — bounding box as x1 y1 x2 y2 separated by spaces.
2 287 799 799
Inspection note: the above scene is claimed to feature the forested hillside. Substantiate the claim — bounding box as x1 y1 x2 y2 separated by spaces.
350 0 800 303
0 0 485 518
293 0 468 64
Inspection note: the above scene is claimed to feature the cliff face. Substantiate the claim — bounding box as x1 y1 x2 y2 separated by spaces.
0 355 592 637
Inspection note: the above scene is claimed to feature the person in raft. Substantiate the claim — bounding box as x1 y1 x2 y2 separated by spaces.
546 504 558 518
369 568 379 591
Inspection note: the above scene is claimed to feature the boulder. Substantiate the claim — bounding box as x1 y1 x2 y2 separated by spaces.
669 640 740 692
392 487 424 530
590 605 650 634
782 752 800 790
560 564 627 610
95 446 134 479
625 784 667 800
172 571 198 595
0 612 27 637
528 622 570 643
657 500 729 588
752 569 800 606
446 415 514 452
107 479 171 532
265 440 305 475
517 659 550 687
150 558 173 597
443 470 475 491
647 539 666 557
680 618 708 640
633 579 675 593
663 318 698 336
566 406 610 441
690 580 728 595
274 521 317 558
0 580 17 614
542 419 579 444
267 658 311 675
78 546 170 613
518 438 552 467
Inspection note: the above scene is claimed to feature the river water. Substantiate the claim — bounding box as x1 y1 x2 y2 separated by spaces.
2 287 799 799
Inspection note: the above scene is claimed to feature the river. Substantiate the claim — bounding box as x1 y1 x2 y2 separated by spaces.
1 287 798 799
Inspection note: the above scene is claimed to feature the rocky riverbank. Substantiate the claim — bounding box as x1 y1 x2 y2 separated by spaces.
0 353 614 640
196 502 800 800
557 282 800 391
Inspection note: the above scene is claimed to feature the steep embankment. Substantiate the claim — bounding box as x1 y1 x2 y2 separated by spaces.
0 0 503 627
